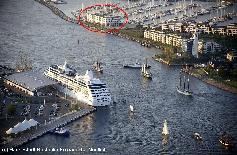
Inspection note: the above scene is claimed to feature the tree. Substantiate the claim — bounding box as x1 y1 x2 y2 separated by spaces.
74 104 80 111
7 104 16 115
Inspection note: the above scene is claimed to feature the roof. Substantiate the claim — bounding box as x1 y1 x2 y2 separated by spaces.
28 119 39 126
5 71 56 91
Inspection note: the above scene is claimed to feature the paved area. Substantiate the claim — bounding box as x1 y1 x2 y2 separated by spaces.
2 106 96 149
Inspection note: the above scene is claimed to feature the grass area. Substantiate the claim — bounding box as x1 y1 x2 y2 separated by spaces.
154 50 210 65
193 67 237 89
222 79 237 89
119 26 144 37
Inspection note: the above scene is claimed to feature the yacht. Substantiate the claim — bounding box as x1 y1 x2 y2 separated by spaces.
124 59 151 69
192 133 203 141
52 128 70 136
50 0 67 4
44 61 111 106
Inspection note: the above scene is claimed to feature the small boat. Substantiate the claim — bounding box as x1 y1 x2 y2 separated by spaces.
177 71 192 96
124 59 151 69
50 0 67 4
92 60 103 73
192 132 203 141
129 105 134 112
219 132 234 148
162 120 169 136
124 62 144 68
39 105 44 111
141 64 152 79
51 128 70 136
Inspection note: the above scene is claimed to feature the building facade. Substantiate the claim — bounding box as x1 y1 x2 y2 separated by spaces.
144 30 183 48
86 12 122 27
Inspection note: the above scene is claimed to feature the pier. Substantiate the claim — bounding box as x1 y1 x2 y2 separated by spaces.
2 106 96 149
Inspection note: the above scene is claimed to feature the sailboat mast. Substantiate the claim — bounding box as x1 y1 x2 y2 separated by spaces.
183 75 186 90
187 75 190 91
179 72 182 88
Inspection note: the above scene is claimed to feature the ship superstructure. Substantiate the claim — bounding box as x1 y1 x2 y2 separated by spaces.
44 61 111 106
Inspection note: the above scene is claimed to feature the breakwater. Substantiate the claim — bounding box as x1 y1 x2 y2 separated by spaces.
34 0 77 23
34 0 153 48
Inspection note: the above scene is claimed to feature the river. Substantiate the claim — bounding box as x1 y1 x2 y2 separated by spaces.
0 0 237 154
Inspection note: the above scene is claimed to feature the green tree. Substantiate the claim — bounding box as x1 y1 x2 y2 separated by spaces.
74 104 80 111
7 104 16 115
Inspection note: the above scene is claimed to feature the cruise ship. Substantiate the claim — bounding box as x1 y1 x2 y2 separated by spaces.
44 61 111 106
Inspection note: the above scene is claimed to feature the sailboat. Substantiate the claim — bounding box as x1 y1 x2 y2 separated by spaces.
92 60 103 73
141 64 152 79
129 105 134 112
177 71 192 96
162 120 169 136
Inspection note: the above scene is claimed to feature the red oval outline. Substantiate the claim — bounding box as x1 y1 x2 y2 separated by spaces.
77 4 128 33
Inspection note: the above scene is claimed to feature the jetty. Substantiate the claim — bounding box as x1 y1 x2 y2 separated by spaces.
35 0 77 24
2 106 96 149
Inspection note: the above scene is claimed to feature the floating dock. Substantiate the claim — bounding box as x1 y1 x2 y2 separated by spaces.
2 106 96 149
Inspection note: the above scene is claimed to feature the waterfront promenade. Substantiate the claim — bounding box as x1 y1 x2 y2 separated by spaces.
2 106 96 149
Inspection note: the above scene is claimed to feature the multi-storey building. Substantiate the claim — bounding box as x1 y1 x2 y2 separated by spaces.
86 12 122 27
211 26 226 35
144 30 183 47
226 23 237 36
185 22 197 33
202 41 221 53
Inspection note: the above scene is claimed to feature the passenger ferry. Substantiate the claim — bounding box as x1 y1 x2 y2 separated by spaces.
44 61 111 106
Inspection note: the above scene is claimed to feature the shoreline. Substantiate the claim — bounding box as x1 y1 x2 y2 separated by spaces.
203 79 237 94
34 0 237 95
183 69 237 95
34 0 153 46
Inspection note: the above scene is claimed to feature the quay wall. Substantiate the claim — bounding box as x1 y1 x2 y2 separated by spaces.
2 107 96 149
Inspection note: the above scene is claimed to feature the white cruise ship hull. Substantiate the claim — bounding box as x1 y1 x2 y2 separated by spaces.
55 85 110 106
44 62 111 107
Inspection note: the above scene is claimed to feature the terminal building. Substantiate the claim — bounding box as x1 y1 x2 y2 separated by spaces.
4 71 56 96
